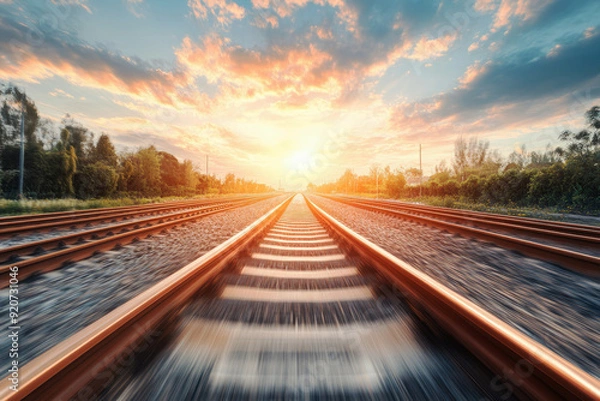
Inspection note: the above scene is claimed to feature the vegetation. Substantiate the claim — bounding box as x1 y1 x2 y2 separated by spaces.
0 85 272 201
311 106 600 214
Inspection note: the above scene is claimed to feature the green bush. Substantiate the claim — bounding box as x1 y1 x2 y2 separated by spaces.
74 162 118 199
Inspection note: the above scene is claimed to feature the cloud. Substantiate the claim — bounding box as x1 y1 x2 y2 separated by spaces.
251 0 313 18
176 34 345 103
474 0 598 37
126 0 145 18
0 16 210 111
188 0 245 25
49 88 75 98
441 30 600 115
390 30 600 141
458 61 490 86
408 32 458 61
174 0 453 105
50 0 92 14
468 42 479 52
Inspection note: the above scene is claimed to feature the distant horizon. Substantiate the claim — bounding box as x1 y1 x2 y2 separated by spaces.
1 0 599 190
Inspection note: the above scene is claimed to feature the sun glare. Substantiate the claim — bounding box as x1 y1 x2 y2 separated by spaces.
287 150 313 172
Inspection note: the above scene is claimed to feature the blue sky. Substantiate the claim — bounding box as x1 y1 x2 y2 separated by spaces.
1 0 599 188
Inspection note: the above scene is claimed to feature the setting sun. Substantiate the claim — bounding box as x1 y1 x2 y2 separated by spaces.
286 150 313 173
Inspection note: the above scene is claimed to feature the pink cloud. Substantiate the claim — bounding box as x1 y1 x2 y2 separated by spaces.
474 0 553 30
188 0 245 24
176 34 372 103
458 61 490 86
0 19 210 111
409 32 458 61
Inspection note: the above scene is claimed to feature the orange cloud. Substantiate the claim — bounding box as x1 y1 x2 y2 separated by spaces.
474 0 496 12
474 0 552 30
0 18 210 112
188 0 245 24
409 32 458 61
251 0 312 18
176 34 359 103
458 61 490 86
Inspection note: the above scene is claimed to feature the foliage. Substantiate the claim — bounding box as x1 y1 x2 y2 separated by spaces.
74 162 118 199
0 85 273 201
313 106 600 214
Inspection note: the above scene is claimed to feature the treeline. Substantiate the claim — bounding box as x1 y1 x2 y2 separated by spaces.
0 86 272 199
311 106 600 211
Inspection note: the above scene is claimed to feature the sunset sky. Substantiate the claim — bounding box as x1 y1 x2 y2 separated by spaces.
1 0 599 189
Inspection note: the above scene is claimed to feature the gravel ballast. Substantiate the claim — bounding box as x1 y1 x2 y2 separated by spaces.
0 202 247 249
0 195 287 372
310 195 600 379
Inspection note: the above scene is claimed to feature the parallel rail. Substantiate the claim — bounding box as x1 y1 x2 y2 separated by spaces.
0 195 269 237
0 196 273 286
1 194 598 400
305 195 600 400
335 196 600 236
0 196 294 401
322 195 600 276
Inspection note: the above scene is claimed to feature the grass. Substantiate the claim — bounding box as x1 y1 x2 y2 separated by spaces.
0 193 258 216
403 196 600 225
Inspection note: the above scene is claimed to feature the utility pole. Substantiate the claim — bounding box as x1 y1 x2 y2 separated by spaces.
18 92 25 200
375 167 379 199
419 144 423 198
205 154 209 176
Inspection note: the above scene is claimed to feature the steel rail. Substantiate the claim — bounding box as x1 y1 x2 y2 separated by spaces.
0 197 266 264
0 195 293 401
0 195 259 225
0 197 273 286
322 195 600 275
305 195 600 401
0 196 270 238
332 195 600 237
334 197 600 248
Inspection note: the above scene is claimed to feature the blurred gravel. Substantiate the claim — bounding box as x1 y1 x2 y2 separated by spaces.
0 203 232 249
0 195 286 372
310 195 600 378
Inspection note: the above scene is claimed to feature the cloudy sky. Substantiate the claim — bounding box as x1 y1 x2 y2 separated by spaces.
1 0 599 189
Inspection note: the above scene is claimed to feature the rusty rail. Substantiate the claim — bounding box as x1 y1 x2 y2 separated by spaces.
322 195 600 276
335 196 600 237
0 196 274 286
0 195 293 401
0 195 270 238
305 195 600 401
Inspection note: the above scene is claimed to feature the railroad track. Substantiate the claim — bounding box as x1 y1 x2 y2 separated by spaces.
0 195 266 238
322 195 600 275
2 195 598 400
0 195 274 285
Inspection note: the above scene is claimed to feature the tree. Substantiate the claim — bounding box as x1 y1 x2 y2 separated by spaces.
556 106 600 158
59 115 90 162
93 134 118 167
74 162 118 199
336 169 356 193
405 167 422 185
429 160 452 184
46 145 78 197
182 160 198 190
158 151 183 195
126 146 162 196
385 170 406 198
452 137 493 181
222 173 236 193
